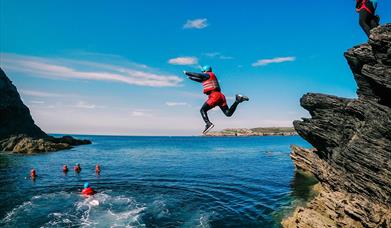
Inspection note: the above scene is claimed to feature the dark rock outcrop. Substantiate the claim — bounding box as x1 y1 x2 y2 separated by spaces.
0 68 91 153
0 68 47 139
284 24 391 227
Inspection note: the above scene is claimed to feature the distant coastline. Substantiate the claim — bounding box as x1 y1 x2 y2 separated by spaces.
206 127 297 137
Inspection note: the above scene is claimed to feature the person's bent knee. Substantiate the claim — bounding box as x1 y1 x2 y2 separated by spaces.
223 110 232 117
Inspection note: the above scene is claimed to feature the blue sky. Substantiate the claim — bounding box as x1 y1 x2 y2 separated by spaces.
1 0 390 135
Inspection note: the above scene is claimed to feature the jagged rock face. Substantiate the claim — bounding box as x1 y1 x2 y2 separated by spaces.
294 24 391 205
287 24 391 227
0 68 47 140
345 24 391 106
294 94 391 202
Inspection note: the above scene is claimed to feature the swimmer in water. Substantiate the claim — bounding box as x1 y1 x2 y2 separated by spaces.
81 182 95 196
30 168 37 180
95 164 101 175
74 163 81 173
63 165 69 173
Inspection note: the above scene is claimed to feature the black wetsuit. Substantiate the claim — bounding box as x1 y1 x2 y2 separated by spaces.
356 0 379 37
185 71 240 124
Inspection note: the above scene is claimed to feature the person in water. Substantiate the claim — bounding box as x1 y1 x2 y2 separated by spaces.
356 0 380 37
81 182 95 196
184 65 249 134
30 168 37 179
63 165 69 173
95 164 101 175
74 163 81 173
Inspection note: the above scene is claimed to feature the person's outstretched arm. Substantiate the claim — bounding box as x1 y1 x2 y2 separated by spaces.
184 71 210 82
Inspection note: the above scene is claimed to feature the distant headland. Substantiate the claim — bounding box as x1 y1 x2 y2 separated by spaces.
206 127 297 137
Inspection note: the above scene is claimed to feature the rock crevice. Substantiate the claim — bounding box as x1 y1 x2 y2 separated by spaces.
284 24 391 227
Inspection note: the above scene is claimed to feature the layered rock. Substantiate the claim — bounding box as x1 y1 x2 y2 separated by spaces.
0 68 91 153
284 24 391 227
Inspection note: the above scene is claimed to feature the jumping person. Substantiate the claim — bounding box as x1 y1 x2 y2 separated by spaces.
356 0 380 37
184 65 249 134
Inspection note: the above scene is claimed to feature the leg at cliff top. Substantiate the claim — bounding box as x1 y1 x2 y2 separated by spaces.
220 94 249 117
359 10 378 37
200 103 214 134
370 15 380 29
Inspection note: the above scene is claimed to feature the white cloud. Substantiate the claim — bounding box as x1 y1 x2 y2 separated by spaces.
165 102 189 107
30 100 45 104
131 110 152 117
204 52 219 58
74 101 96 109
204 52 233 60
20 89 64 97
183 18 208 29
1 53 182 87
131 111 145 117
168 56 198 65
219 55 234 60
252 56 296 67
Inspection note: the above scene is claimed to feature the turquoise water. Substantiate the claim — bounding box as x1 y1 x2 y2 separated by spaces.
0 136 313 227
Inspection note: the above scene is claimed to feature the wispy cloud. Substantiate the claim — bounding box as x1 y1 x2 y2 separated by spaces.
20 89 64 97
131 111 145 117
252 56 296 67
225 96 235 101
74 101 98 109
168 56 198 65
204 52 234 60
1 53 182 87
183 18 208 29
131 110 153 117
165 102 189 107
29 100 45 104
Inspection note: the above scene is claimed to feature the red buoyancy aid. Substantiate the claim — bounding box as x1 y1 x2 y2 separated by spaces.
202 72 220 94
82 187 95 195
356 0 374 14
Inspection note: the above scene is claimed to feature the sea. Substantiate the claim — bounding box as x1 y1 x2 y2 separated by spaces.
0 135 317 227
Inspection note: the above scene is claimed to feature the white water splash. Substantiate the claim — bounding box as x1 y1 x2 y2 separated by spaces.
1 191 146 228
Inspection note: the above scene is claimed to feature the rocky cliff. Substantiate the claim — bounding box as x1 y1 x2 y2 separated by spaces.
0 68 91 153
0 68 47 139
283 24 391 227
